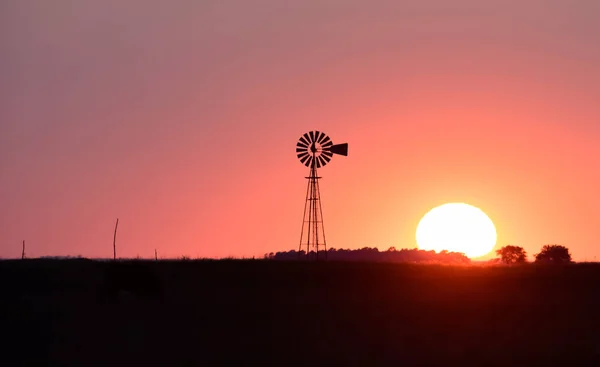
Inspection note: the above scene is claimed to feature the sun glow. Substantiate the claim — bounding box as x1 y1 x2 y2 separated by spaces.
416 203 497 258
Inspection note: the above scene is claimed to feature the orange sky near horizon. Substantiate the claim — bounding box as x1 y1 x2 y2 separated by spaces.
1 1 599 260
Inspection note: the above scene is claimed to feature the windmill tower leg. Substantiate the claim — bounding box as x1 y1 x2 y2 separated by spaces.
312 164 321 259
314 173 327 260
299 171 311 258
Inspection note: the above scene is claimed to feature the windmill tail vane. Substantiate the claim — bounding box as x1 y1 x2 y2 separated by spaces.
296 131 348 260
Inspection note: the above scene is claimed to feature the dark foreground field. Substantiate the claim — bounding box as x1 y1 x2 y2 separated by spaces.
2 260 600 366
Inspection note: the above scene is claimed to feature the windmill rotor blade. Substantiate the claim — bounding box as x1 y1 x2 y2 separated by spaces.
309 131 316 143
315 131 322 143
320 136 332 146
299 136 310 146
297 140 309 148
298 151 309 159
306 156 314 167
318 155 328 167
315 157 322 168
329 143 348 156
321 153 331 163
315 131 324 144
303 133 311 144
296 147 308 153
300 154 310 165
318 133 328 144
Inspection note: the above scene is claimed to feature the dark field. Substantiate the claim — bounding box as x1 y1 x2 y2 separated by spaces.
2 260 600 366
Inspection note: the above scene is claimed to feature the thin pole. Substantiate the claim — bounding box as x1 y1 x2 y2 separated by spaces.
22 240 25 260
155 249 158 261
113 218 119 260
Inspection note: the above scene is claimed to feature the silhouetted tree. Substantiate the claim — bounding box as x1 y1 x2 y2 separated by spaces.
496 245 527 264
534 245 572 264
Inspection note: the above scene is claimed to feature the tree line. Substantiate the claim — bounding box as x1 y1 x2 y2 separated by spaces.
266 244 574 265
265 247 471 264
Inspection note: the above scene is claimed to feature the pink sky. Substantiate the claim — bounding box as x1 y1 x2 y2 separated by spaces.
1 0 599 260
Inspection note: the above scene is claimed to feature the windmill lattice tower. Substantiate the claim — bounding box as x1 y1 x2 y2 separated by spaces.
296 131 348 260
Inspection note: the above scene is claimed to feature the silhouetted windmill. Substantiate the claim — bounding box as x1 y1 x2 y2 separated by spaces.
296 131 348 260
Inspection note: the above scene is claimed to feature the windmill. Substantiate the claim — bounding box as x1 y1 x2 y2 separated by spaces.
296 131 348 260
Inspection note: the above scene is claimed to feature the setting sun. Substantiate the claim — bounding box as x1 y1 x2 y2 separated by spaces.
416 203 497 258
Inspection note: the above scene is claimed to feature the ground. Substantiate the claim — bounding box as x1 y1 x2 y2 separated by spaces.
2 259 600 366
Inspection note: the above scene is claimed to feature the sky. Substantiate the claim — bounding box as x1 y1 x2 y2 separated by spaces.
1 0 599 260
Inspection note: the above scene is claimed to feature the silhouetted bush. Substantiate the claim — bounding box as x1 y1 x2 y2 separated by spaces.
534 245 572 264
